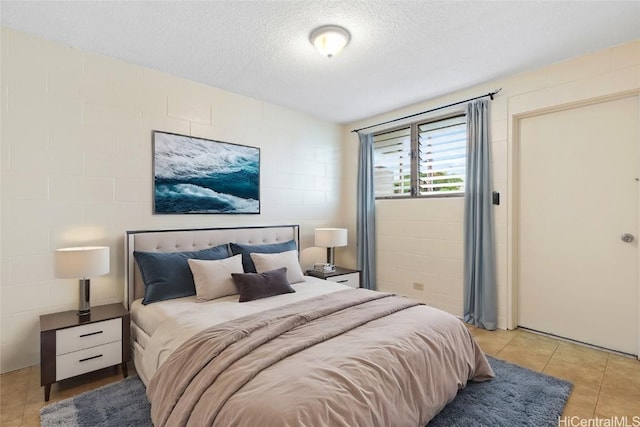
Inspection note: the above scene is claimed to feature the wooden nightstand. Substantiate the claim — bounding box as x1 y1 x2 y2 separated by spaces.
306 267 361 288
40 303 130 401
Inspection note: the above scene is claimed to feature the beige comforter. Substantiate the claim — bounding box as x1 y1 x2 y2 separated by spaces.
147 289 494 427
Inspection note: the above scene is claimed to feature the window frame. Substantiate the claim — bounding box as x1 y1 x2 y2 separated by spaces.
373 111 466 200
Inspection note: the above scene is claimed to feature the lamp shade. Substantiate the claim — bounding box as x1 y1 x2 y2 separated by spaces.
315 228 348 248
54 246 110 279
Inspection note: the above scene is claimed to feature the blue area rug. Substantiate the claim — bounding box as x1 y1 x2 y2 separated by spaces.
429 356 572 426
41 356 572 426
40 375 151 427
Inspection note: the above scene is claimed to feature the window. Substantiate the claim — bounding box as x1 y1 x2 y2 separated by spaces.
373 114 466 198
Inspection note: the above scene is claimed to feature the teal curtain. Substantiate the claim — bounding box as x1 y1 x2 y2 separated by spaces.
357 132 376 290
464 99 497 330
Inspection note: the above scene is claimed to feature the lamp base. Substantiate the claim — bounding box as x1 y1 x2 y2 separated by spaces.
78 279 91 316
326 247 336 267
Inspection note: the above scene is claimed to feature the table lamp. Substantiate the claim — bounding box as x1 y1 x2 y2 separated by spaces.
54 246 110 316
315 228 347 267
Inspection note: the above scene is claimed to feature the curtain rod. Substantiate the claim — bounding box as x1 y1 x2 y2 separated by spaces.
350 88 502 134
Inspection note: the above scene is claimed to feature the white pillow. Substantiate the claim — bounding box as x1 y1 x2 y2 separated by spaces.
250 250 305 284
187 255 243 302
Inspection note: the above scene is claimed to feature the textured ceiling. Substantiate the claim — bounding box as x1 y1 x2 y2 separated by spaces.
1 1 639 123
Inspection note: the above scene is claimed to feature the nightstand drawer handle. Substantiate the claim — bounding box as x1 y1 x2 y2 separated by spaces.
336 280 348 283
79 331 103 338
79 354 103 363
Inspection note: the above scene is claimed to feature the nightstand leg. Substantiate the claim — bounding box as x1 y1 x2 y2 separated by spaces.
44 384 51 402
121 362 128 378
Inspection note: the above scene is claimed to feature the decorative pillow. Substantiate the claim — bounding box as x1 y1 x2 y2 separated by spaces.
250 250 305 284
134 244 230 305
187 255 243 302
231 267 295 302
229 240 297 273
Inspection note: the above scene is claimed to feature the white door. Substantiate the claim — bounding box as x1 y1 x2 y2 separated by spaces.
518 95 639 355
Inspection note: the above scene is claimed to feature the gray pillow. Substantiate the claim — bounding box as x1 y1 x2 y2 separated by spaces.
134 244 230 305
231 267 296 302
229 240 297 273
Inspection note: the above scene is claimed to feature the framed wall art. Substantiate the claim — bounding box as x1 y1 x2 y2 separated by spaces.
152 131 260 214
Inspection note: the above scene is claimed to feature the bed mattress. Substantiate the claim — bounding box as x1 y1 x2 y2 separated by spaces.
147 288 494 427
131 276 351 384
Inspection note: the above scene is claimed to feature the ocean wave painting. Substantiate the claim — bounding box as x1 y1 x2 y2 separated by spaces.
153 132 260 214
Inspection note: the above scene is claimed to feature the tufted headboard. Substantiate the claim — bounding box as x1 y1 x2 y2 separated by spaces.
124 225 300 309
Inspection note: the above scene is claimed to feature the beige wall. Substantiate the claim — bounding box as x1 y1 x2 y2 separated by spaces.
2 27 638 374
0 29 343 373
343 39 640 329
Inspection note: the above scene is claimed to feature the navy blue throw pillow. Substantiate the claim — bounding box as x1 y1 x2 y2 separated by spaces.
134 244 230 305
229 240 297 273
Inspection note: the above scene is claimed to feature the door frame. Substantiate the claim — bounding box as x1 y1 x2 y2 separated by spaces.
507 90 640 359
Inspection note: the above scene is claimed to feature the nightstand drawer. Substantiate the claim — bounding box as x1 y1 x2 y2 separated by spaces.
56 340 122 381
56 318 122 355
326 272 360 288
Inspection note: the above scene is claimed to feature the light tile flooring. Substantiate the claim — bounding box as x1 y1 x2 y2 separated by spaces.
468 326 640 418
1 328 638 426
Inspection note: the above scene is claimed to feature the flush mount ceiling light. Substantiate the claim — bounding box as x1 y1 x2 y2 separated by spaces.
309 25 350 58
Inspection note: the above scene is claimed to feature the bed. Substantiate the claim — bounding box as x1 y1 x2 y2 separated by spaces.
125 225 494 427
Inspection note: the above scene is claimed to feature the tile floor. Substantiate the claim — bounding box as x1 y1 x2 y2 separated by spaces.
468 326 640 419
1 327 638 426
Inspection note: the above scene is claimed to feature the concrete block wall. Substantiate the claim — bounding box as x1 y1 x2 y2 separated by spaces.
342 39 640 329
0 28 343 372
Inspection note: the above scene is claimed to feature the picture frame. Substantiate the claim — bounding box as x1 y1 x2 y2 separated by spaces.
152 131 260 214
